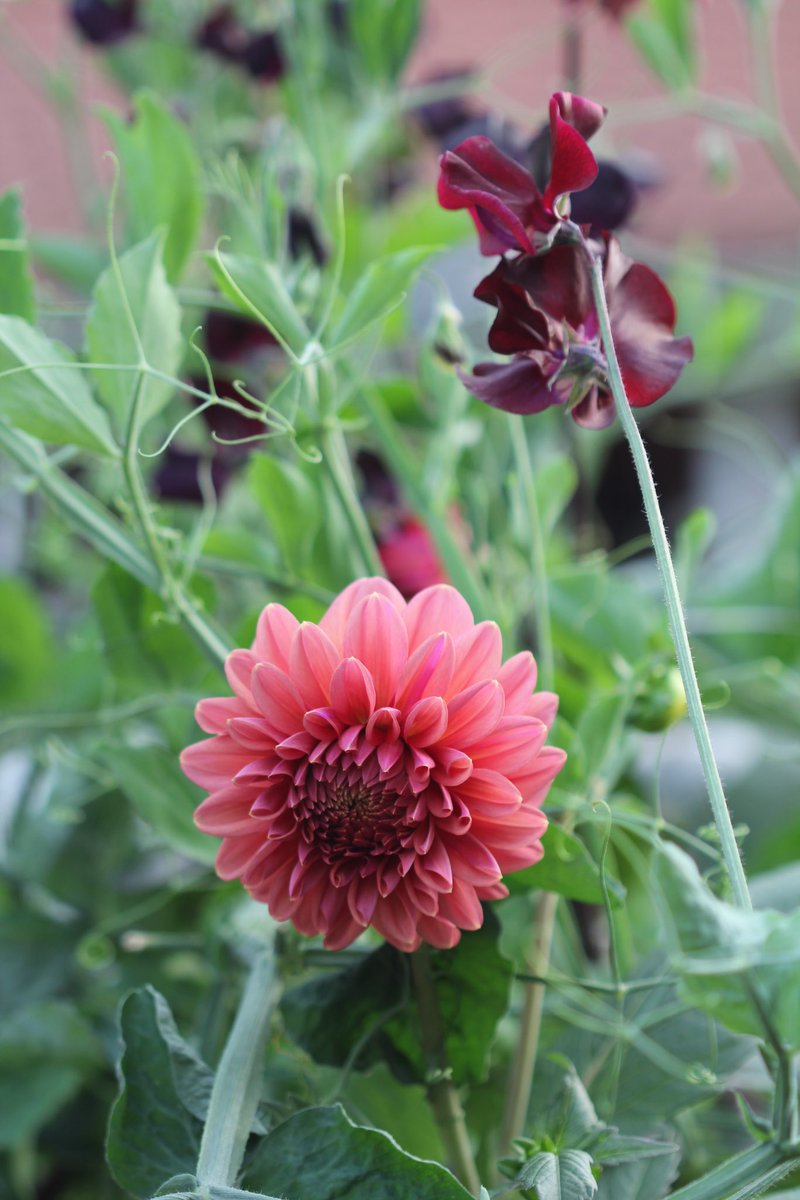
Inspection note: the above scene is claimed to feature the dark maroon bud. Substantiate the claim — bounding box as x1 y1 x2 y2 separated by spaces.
288 210 328 267
241 28 285 82
203 310 278 363
569 159 638 233
153 447 230 504
69 0 137 45
356 449 401 508
195 6 246 60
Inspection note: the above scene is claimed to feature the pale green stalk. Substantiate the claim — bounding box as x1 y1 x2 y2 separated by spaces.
196 945 277 1187
586 249 751 909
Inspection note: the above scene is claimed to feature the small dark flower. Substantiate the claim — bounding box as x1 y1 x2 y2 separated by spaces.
462 238 693 429
153 446 230 504
69 0 137 45
288 209 328 267
413 69 479 142
195 6 245 60
241 28 285 82
203 310 278 363
569 159 638 235
438 91 606 255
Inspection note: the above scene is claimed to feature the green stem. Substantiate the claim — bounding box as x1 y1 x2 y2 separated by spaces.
509 415 554 690
667 1141 791 1200
196 945 277 1187
322 423 384 577
587 251 752 911
410 949 481 1196
747 0 800 205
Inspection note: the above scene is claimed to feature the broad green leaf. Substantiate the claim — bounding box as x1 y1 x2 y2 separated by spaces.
533 454 580 536
31 232 107 293
107 987 212 1197
0 576 53 708
103 91 204 281
85 231 182 437
0 1001 99 1149
209 252 310 357
0 189 35 320
243 1104 473 1200
331 246 435 346
675 508 717 592
516 1149 597 1200
0 315 117 455
284 913 512 1086
595 1144 680 1200
657 843 800 1049
248 455 320 575
103 745 216 867
154 1184 281 1200
0 913 76 1016
507 825 622 905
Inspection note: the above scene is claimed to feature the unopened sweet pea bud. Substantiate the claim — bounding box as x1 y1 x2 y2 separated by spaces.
630 663 687 732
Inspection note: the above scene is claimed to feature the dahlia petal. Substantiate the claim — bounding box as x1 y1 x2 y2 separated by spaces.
275 730 316 760
456 768 523 816
402 876 439 917
475 807 549 852
432 746 473 787
544 92 599 209
496 651 538 713
251 663 305 738
438 136 543 255
444 833 502 885
225 648 258 706
347 875 379 926
181 735 252 790
323 914 365 951
343 594 409 707
438 879 484 930
416 836 453 891
195 695 248 733
366 707 402 744
227 716 275 751
450 621 503 695
470 715 548 774
194 784 264 836
492 835 546 874
395 632 455 710
372 890 420 951
288 854 328 899
253 603 300 671
405 584 474 651
526 690 559 727
443 679 505 746
461 357 561 416
303 707 342 740
512 745 567 798
215 833 268 880
476 881 509 901
403 695 448 746
319 577 406 649
329 657 376 725
378 740 404 773
289 623 340 707
417 914 461 949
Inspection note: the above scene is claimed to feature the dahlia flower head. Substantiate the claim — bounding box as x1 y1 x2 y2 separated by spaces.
182 578 565 953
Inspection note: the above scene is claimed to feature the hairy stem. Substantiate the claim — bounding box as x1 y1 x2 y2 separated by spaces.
196 945 277 1187
410 949 482 1196
587 251 752 910
500 890 559 1153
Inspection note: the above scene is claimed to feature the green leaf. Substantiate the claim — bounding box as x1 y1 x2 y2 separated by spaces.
243 1104 473 1200
103 745 216 867
247 455 321 575
595 1144 680 1200
517 1149 597 1200
30 233 107 293
284 914 511 1086
331 246 436 347
0 189 35 321
0 315 117 455
627 0 696 90
208 252 310 357
0 1001 99 1149
507 825 622 905
657 844 800 1049
103 91 204 281
107 987 212 1197
0 575 53 708
675 508 717 592
85 231 182 437
154 1185 281 1200
349 0 423 81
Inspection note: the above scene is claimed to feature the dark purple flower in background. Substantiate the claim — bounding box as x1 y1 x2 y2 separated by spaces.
203 310 278 363
195 7 285 83
461 239 693 428
195 6 245 60
153 446 231 504
288 209 329 267
69 0 138 45
241 28 285 82
438 91 605 255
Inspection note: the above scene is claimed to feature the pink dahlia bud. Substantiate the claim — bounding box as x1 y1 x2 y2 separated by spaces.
182 579 565 953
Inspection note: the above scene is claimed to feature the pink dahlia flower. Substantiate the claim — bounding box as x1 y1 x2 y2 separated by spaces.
181 579 565 953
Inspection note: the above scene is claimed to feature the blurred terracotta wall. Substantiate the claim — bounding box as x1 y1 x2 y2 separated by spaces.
1 0 799 249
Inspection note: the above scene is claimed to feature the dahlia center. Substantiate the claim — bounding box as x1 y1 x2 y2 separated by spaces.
298 750 410 867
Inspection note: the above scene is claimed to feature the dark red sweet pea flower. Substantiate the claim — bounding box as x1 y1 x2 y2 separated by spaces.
438 91 605 255
69 0 138 45
461 239 693 428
